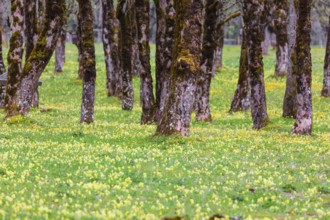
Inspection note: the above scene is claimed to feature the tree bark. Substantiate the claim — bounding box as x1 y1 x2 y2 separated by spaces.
292 0 312 135
4 0 24 114
136 0 156 124
243 0 269 130
78 0 96 124
77 12 83 79
213 1 224 71
117 0 134 110
25 0 38 61
54 26 66 72
156 0 202 136
273 0 289 77
321 17 330 97
283 0 297 117
5 0 66 118
230 26 250 112
0 29 6 76
154 0 167 120
195 0 220 122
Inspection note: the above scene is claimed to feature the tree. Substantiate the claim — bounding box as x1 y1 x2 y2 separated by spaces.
78 0 97 123
283 0 297 118
117 0 135 110
54 25 67 72
24 0 38 61
5 0 66 118
292 0 313 135
195 0 220 122
242 0 269 129
136 0 156 124
156 0 202 136
0 5 6 76
321 17 330 96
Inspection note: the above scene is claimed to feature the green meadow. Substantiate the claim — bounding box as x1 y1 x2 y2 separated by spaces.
0 44 329 219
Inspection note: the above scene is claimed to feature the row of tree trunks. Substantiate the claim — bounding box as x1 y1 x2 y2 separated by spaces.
230 25 250 112
5 0 66 118
321 17 330 97
283 0 297 118
117 0 134 110
292 0 312 135
195 0 220 122
135 0 156 124
273 0 289 77
156 0 202 136
242 0 269 130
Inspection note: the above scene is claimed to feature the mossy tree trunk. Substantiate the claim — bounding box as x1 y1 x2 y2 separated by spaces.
292 0 312 135
283 0 297 118
154 0 167 120
5 0 66 118
25 0 38 61
158 0 175 121
321 17 330 97
273 0 289 77
230 26 250 112
4 0 24 114
55 26 67 72
243 0 269 130
156 0 202 136
117 0 134 110
136 0 156 124
78 0 96 124
195 0 220 122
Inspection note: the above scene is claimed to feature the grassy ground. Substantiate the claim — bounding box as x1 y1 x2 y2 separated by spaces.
0 44 329 219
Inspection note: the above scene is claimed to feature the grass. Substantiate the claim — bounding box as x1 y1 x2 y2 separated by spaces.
0 44 329 219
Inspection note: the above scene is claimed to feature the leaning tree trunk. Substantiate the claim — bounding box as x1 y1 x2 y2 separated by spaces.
230 26 250 112
78 0 96 123
273 0 289 77
55 26 67 72
4 0 24 114
243 0 269 130
195 0 220 122
154 0 167 120
292 0 312 135
283 0 297 118
5 0 66 118
156 0 202 136
136 0 156 124
117 0 134 110
158 0 175 121
321 17 330 97
102 0 120 97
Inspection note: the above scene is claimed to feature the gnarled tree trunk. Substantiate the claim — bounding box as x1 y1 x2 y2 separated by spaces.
78 0 96 124
4 0 24 114
274 0 289 77
156 0 202 136
195 0 220 122
230 26 250 112
243 0 269 130
283 0 297 117
5 0 66 118
136 0 156 124
321 17 330 97
292 0 312 135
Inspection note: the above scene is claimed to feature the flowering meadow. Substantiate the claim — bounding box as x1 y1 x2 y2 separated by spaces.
0 45 329 219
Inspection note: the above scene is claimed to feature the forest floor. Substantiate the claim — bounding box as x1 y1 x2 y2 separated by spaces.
0 44 329 219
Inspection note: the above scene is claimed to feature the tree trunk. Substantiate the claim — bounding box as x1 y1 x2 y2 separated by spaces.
37 0 46 32
283 0 297 117
273 0 289 77
156 0 202 136
195 0 220 122
131 7 141 78
214 2 224 71
292 0 312 135
0 29 6 75
243 0 269 130
117 0 134 110
54 27 66 72
158 0 175 121
230 26 250 112
78 0 96 124
77 12 83 79
262 28 271 55
5 0 66 118
4 0 24 114
321 17 330 97
25 0 38 61
136 0 156 124
154 0 167 120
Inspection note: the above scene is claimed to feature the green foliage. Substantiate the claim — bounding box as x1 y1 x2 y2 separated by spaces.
0 45 329 219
